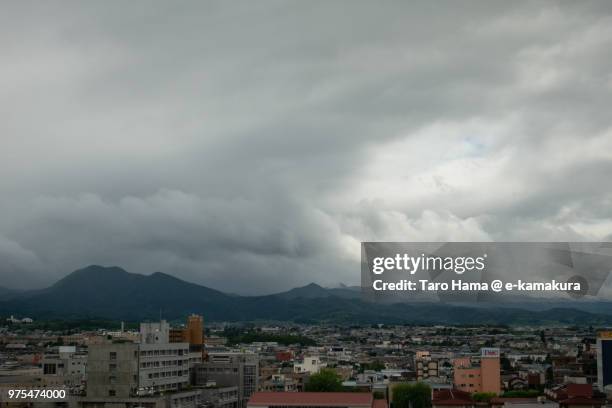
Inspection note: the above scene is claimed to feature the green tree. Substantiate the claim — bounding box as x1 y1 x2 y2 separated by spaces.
305 369 343 392
473 392 496 402
501 390 541 398
360 361 386 372
392 383 431 408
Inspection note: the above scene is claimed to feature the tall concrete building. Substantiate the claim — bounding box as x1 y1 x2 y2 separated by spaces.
193 352 259 408
169 314 204 345
186 314 204 345
480 348 501 394
597 331 612 391
453 348 501 395
138 320 191 394
87 320 190 399
170 314 205 365
87 342 139 398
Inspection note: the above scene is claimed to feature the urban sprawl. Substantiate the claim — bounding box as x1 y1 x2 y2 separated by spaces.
1 315 612 408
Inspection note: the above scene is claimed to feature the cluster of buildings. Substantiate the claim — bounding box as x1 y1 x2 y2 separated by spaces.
0 315 256 408
1 320 612 408
81 316 260 408
6 315 34 324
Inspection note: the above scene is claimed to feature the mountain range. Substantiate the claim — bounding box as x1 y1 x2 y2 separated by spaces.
2 265 612 326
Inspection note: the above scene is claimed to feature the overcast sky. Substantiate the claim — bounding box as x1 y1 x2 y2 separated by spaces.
1 1 612 294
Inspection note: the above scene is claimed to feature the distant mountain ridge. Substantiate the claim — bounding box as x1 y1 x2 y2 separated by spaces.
275 282 360 300
2 265 612 326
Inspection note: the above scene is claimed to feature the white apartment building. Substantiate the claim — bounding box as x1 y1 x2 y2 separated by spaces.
137 321 190 395
294 355 326 374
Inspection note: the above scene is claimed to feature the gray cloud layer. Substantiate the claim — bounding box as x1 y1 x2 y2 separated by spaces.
1 1 612 294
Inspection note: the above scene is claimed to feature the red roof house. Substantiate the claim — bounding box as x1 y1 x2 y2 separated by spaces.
247 392 382 408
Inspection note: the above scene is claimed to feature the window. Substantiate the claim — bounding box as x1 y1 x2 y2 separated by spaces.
43 364 57 375
109 352 117 360
109 363 117 371
109 390 116 396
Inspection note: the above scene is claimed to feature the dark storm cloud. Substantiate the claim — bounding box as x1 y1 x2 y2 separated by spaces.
1 1 612 294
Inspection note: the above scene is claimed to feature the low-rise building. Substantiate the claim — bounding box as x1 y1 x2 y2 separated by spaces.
247 392 384 408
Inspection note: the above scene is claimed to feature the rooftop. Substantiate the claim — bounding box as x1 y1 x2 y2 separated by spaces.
248 392 374 407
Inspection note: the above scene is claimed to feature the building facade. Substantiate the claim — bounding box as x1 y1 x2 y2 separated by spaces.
193 352 259 408
597 331 612 391
87 320 190 399
41 346 87 388
453 348 501 395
